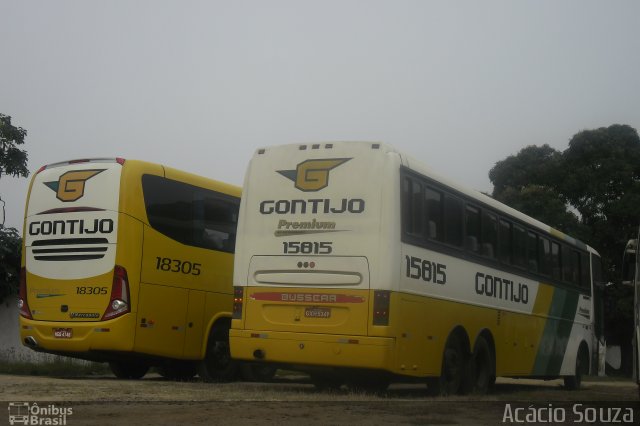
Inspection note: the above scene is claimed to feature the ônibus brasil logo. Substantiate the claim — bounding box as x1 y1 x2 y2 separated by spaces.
44 169 105 202
277 158 350 192
8 402 73 425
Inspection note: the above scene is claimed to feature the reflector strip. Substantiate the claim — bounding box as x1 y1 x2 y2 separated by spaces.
251 292 365 304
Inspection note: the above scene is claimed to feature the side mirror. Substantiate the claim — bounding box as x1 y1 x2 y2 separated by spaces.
622 239 637 286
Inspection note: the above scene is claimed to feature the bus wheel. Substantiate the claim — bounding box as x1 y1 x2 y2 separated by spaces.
429 333 466 396
472 336 495 394
240 363 277 382
564 345 588 390
109 361 149 380
158 361 198 381
198 327 238 382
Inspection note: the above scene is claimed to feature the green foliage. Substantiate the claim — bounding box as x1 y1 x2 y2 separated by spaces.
490 124 640 281
496 185 586 240
0 113 29 179
489 144 562 195
490 124 640 372
0 113 28 304
0 352 110 377
0 226 22 303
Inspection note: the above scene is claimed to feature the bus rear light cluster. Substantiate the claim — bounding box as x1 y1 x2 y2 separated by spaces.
373 290 390 326
232 287 244 319
18 267 32 319
102 265 131 321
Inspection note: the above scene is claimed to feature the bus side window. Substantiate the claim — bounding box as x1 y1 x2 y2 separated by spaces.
444 195 463 247
571 250 581 286
551 242 562 281
465 205 480 253
481 211 498 259
538 237 551 276
143 174 195 244
581 252 590 291
527 231 539 272
402 177 423 237
424 186 443 241
513 225 527 269
498 219 512 264
200 195 239 253
562 246 574 284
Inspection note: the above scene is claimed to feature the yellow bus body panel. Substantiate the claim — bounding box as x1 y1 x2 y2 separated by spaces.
19 314 136 353
232 286 556 377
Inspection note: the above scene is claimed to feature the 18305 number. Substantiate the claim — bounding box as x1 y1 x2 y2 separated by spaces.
155 257 202 275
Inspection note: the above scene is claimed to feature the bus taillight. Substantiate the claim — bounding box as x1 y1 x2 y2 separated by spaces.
373 290 390 326
102 265 131 321
18 267 32 319
232 287 244 319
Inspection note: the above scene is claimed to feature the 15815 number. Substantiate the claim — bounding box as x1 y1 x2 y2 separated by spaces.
282 241 332 254
405 255 446 285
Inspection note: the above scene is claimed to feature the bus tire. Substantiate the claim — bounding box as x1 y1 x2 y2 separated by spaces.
198 326 238 382
240 363 278 382
471 336 495 394
109 361 149 380
564 344 588 390
429 333 467 396
157 361 198 381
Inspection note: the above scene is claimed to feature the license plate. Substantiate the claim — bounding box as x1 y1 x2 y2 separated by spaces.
304 307 331 318
53 328 72 339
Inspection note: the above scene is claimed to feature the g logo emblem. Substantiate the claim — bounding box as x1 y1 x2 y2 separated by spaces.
44 169 105 202
278 158 350 192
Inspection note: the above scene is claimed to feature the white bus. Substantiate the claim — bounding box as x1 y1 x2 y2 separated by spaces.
623 232 640 398
230 141 604 393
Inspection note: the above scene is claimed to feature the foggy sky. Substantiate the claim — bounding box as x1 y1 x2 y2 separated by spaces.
1 0 639 231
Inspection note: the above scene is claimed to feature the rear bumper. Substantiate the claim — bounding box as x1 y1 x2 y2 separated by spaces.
230 328 395 371
19 314 136 354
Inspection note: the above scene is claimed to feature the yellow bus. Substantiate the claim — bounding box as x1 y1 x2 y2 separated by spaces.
230 142 604 393
19 158 243 380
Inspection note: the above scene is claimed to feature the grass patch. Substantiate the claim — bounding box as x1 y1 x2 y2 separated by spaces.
0 355 110 377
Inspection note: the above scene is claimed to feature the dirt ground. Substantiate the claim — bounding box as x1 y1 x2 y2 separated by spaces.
1 374 638 425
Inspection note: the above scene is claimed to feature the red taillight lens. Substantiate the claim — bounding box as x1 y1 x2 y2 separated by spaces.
373 290 390 326
18 267 32 319
102 265 131 321
232 287 243 319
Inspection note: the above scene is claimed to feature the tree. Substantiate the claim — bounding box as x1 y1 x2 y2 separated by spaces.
0 227 22 304
496 185 585 239
489 144 562 195
0 113 29 180
489 124 640 375
0 113 28 304
559 125 640 274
